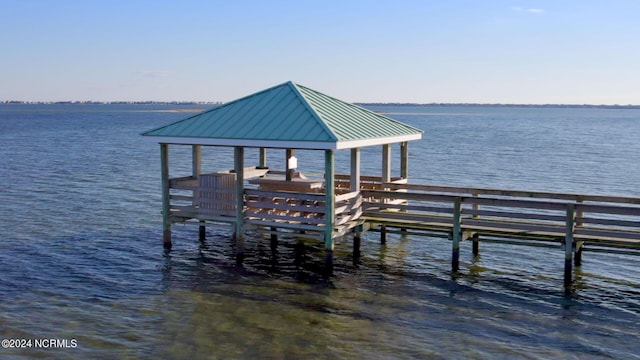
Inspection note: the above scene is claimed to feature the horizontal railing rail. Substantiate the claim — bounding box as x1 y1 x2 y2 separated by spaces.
362 184 640 250
244 189 327 233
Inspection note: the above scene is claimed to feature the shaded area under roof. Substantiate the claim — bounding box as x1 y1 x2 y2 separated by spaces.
141 81 423 150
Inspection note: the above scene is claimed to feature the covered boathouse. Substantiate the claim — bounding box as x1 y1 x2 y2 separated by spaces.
141 81 423 266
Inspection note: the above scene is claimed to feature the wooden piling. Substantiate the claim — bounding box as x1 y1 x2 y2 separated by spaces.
193 145 204 240
353 230 362 259
270 227 278 251
199 220 206 241
574 241 583 267
452 197 462 272
564 204 575 291
234 147 245 263
160 144 172 249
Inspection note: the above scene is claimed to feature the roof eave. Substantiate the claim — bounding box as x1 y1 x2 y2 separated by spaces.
142 132 422 150
334 133 423 150
141 136 339 150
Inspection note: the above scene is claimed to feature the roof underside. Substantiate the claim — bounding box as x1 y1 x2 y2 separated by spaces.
141 81 423 150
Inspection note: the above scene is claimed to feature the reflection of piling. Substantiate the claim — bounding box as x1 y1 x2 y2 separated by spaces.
380 225 387 245
353 229 362 260
270 227 278 251
472 233 479 256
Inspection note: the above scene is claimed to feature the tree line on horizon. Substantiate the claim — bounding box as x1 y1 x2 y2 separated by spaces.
1 100 638 109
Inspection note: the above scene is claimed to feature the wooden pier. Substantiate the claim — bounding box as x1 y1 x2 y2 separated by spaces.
165 169 640 291
142 81 640 292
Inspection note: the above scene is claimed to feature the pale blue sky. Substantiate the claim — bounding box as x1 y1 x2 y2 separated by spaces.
2 0 639 104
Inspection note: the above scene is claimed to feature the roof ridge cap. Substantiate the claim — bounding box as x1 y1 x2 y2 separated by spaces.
288 82 339 142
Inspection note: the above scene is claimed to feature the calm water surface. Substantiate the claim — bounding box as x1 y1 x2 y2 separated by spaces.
1 104 639 359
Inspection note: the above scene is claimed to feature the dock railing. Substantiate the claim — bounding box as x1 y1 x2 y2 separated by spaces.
362 183 640 253
167 173 237 225
167 172 640 253
243 189 364 240
334 174 407 194
244 189 326 239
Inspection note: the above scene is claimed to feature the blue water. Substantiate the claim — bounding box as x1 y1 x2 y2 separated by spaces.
1 103 640 359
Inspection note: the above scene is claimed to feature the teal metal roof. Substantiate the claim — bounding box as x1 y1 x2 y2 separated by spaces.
141 81 423 150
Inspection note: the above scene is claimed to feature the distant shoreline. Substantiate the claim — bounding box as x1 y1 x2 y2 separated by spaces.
355 103 640 110
1 100 639 109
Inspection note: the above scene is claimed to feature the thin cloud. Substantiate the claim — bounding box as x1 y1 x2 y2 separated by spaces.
511 7 545 14
141 71 171 78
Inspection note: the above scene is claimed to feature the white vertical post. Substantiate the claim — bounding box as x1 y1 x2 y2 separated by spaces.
382 144 391 184
325 150 335 273
286 149 296 181
400 141 408 180
350 148 362 258
350 148 361 192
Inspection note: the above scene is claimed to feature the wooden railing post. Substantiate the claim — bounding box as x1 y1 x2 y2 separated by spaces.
353 224 362 261
472 192 479 255
574 199 584 266
452 197 462 272
564 204 575 291
576 198 584 227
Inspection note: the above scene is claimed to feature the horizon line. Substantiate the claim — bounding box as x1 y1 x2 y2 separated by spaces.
2 100 640 108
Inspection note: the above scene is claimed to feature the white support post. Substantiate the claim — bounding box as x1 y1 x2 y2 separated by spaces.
325 150 335 273
286 149 296 181
400 141 408 180
382 144 391 184
350 148 361 192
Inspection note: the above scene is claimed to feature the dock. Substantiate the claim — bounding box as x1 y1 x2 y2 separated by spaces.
141 81 640 292
166 169 640 290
